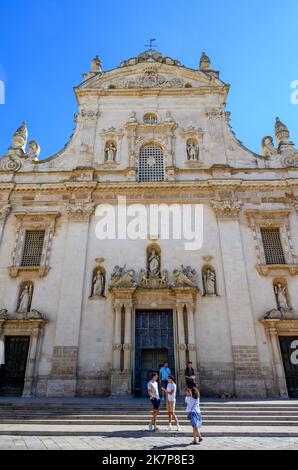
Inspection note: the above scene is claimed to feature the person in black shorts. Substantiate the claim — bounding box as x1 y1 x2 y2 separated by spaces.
185 361 196 389
147 372 160 431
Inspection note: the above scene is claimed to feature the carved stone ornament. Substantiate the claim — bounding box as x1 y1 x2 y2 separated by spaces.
173 265 197 288
66 203 95 221
0 309 8 320
27 140 40 161
110 265 136 288
80 109 100 121
263 308 294 320
0 205 11 220
138 268 170 289
211 200 242 218
0 155 22 172
12 122 28 150
102 68 185 89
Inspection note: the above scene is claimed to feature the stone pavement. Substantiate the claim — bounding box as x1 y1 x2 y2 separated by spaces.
0 434 298 450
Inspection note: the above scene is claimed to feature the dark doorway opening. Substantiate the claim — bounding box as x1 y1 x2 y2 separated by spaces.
134 310 175 396
279 336 298 398
0 336 30 396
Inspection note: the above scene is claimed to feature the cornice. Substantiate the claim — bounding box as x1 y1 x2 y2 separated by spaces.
1 178 298 196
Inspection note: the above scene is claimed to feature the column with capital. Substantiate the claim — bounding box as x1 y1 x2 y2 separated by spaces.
268 327 288 397
123 302 132 370
113 303 123 370
176 303 186 392
22 328 40 397
185 302 198 367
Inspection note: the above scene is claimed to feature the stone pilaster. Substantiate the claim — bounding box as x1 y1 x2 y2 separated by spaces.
0 205 11 245
113 303 123 370
123 302 133 370
213 201 266 397
185 302 198 367
22 328 40 397
47 205 93 397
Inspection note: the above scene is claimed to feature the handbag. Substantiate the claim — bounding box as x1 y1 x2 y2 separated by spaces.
187 398 197 420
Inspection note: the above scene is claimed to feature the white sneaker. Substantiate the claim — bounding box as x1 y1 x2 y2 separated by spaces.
166 424 172 431
176 425 181 432
148 423 153 431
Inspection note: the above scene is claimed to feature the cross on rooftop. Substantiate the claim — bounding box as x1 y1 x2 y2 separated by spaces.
145 38 157 49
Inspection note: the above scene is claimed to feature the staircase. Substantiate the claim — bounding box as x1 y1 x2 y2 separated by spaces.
0 399 298 436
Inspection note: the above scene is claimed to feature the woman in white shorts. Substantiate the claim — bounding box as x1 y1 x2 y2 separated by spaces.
162 375 181 431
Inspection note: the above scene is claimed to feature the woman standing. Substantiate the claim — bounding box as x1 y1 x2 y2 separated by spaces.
162 375 181 431
185 387 203 445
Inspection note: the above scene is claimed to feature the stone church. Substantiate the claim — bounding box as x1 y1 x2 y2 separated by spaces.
0 49 298 398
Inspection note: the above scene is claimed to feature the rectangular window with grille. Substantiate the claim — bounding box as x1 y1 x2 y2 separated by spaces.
21 230 45 267
138 145 165 182
260 227 286 265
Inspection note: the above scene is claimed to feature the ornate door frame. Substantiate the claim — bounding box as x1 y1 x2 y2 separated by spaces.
110 286 199 395
261 319 298 397
0 318 47 396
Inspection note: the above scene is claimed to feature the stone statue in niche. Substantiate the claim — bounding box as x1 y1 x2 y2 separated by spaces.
187 141 199 161
202 267 217 296
105 141 117 162
91 269 106 297
274 283 290 310
148 249 160 276
17 283 33 313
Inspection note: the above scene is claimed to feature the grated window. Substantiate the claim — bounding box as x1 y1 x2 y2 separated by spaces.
21 230 45 267
143 113 158 124
260 227 286 265
138 145 164 182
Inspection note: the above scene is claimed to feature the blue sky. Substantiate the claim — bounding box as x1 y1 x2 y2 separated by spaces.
0 0 297 159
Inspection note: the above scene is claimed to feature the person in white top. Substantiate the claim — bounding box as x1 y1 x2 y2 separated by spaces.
162 375 181 431
185 387 203 445
147 373 160 431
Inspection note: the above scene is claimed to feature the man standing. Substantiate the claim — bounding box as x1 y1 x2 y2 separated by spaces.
147 372 160 431
185 361 196 389
159 361 171 401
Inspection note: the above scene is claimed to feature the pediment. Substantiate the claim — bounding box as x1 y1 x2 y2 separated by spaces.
77 63 226 92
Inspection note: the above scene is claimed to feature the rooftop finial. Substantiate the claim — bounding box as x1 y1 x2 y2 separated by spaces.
200 52 211 71
12 122 28 150
275 116 289 145
90 55 102 74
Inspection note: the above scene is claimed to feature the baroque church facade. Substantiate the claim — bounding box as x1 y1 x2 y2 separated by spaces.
0 49 298 398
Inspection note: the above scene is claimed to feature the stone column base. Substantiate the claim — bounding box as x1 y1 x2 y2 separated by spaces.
111 370 132 396
234 378 267 398
46 378 77 397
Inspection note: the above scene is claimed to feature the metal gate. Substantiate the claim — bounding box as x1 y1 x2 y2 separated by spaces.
279 336 298 398
134 310 175 396
0 336 30 396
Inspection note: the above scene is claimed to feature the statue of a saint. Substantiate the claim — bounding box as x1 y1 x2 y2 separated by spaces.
187 143 198 161
148 250 160 275
274 283 289 310
203 268 216 295
18 285 32 312
92 270 105 297
105 142 117 162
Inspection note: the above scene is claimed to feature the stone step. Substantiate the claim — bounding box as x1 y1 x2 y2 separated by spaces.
0 424 298 437
1 412 298 419
1 418 298 426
